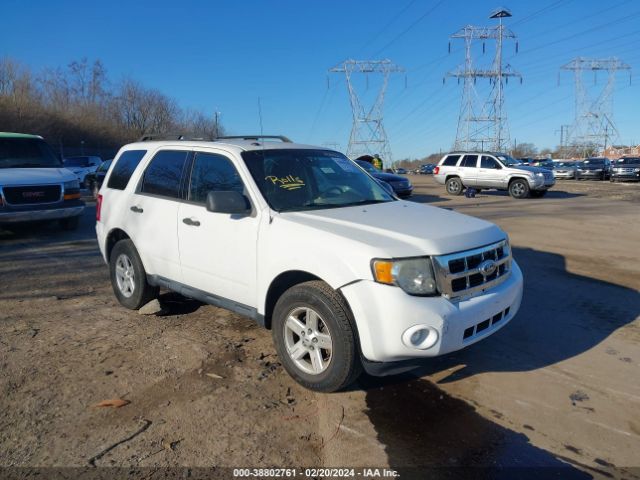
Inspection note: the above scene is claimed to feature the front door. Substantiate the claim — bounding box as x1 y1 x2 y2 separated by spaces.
476 155 504 188
177 151 259 306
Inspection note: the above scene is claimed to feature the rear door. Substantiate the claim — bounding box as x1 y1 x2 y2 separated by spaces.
476 155 504 188
177 150 260 306
457 154 479 186
123 149 190 282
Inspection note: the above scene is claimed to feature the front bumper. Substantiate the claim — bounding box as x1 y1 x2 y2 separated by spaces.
395 187 413 197
576 170 604 179
611 172 640 181
554 171 575 179
340 260 523 369
0 200 85 224
529 177 555 191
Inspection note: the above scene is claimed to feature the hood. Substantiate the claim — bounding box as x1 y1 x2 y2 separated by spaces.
0 167 76 186
371 172 408 182
276 200 505 258
511 165 547 174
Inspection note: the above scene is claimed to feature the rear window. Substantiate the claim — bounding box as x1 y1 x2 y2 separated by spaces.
441 155 460 167
107 150 147 190
140 150 189 199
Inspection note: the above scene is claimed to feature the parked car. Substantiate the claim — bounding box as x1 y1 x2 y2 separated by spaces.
531 159 555 170
63 155 102 187
576 158 611 180
553 162 578 179
85 159 113 198
419 164 436 174
96 135 523 392
610 157 640 182
0 132 84 230
356 160 413 198
433 152 555 199
394 167 408 175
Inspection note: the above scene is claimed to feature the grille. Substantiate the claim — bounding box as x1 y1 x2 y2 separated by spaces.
433 240 511 299
462 306 511 341
3 185 62 205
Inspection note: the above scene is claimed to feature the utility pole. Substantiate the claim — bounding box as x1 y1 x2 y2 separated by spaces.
329 59 404 167
560 57 631 157
214 111 220 138
446 8 521 152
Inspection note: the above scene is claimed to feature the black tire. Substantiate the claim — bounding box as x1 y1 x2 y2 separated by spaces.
271 280 362 392
530 190 547 198
509 179 530 199
109 239 158 310
445 177 464 196
59 215 80 231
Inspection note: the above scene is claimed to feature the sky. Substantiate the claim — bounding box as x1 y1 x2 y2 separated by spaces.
2 0 639 160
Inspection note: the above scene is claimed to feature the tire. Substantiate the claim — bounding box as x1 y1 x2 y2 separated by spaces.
109 239 159 310
530 190 547 198
59 215 80 231
445 177 464 196
271 280 362 392
509 179 530 199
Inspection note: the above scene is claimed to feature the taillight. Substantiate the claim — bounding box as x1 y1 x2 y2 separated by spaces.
96 194 103 222
433 166 440 175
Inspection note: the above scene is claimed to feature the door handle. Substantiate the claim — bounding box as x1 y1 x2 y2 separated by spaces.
182 217 201 227
130 206 143 213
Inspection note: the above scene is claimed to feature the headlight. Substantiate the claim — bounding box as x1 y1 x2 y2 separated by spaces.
372 257 437 296
535 172 544 177
64 180 80 190
635 168 640 172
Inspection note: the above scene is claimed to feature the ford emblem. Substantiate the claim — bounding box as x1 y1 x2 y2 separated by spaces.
479 259 497 277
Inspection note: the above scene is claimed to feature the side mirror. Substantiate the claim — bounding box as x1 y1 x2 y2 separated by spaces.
206 191 251 214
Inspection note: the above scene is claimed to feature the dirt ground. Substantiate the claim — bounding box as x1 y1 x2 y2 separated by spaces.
1 176 639 479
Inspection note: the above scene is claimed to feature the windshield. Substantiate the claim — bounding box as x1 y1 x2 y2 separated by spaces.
64 157 90 167
496 154 522 166
617 157 640 165
583 158 604 165
0 137 62 169
242 149 394 212
355 160 377 173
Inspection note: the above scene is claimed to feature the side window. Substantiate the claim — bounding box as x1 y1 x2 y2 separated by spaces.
442 155 460 167
140 150 189 199
460 155 478 168
188 152 244 204
481 156 499 169
107 150 147 190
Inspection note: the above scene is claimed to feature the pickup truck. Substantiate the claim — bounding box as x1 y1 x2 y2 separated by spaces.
0 132 84 230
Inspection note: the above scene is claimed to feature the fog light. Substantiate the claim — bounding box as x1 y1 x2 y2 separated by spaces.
402 325 439 350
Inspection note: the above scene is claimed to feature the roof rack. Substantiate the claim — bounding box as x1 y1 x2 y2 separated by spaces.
137 133 215 142
216 135 292 143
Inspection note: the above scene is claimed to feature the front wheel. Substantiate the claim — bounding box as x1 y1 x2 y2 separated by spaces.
272 281 361 392
445 177 464 196
509 179 530 199
109 239 158 310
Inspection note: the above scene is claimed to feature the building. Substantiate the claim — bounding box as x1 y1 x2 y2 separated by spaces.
603 145 640 158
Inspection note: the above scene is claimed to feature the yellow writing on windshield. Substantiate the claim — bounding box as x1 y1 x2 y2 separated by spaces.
265 175 305 190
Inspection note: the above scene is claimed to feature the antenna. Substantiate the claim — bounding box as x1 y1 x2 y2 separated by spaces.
258 97 264 137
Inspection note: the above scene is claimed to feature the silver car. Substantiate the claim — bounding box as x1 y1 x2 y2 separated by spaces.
433 152 555 199
553 162 577 179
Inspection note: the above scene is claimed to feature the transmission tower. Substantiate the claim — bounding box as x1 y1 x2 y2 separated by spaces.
329 59 404 165
560 57 631 156
447 8 521 152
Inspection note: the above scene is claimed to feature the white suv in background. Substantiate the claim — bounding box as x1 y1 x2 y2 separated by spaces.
96 136 523 392
433 152 555 198
63 155 102 187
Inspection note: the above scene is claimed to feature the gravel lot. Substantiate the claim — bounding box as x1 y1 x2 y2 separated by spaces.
1 177 639 478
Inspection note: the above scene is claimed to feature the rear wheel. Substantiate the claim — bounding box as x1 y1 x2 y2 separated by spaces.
271 281 361 392
109 239 158 310
445 177 464 196
509 179 530 199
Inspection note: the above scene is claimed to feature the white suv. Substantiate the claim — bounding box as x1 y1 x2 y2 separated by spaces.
434 152 555 198
96 136 523 391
